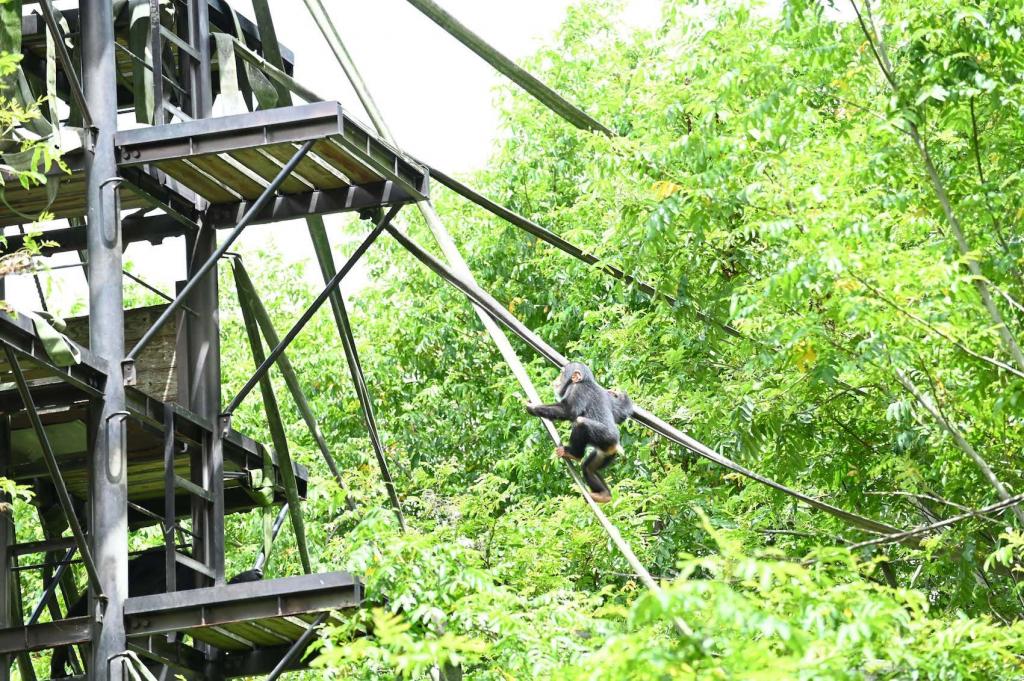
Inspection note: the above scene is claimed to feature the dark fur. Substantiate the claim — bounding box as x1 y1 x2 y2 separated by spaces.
51 549 262 678
526 363 634 501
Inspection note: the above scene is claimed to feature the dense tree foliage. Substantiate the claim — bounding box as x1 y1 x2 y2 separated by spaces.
210 0 1024 678
104 0 1024 677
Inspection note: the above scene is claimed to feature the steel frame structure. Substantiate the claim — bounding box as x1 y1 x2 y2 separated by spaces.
0 1 427 678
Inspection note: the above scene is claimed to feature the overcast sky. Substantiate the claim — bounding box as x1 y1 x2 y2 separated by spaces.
5 0 661 314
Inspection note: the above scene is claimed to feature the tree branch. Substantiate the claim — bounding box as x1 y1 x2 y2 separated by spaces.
893 366 1024 525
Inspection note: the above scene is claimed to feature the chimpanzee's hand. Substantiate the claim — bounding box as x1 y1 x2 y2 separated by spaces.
524 399 538 415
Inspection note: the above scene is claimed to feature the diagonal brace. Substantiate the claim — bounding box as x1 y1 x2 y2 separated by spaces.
308 217 405 530
265 611 329 681
37 0 93 129
224 205 400 415
3 347 104 597
229 256 354 509
235 271 312 574
127 138 316 362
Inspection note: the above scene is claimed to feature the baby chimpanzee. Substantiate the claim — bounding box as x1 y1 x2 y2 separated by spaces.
526 362 634 503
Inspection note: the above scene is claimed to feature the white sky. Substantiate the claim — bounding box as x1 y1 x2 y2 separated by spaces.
5 0 662 314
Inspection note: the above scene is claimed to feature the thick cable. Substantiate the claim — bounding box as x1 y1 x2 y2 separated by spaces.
385 225 910 542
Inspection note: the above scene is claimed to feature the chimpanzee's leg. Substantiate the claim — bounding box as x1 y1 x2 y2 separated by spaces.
575 417 620 503
556 422 589 461
574 417 620 453
581 449 613 503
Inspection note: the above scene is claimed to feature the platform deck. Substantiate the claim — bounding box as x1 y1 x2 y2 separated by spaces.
116 101 429 224
0 573 360 678
0 311 305 526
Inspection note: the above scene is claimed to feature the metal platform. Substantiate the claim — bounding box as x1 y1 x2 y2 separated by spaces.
0 572 360 677
116 101 429 225
0 150 201 230
0 311 305 527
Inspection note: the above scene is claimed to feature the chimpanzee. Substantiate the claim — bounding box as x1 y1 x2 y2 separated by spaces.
51 549 263 678
525 362 634 504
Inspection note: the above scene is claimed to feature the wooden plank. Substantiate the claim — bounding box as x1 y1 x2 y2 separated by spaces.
187 154 267 200
65 305 179 402
155 159 240 204
260 617 307 639
186 626 252 652
223 620 292 647
313 138 381 184
262 143 349 190
226 147 312 195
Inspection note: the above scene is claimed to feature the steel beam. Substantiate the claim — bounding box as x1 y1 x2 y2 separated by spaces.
0 416 10 681
36 0 93 128
182 223 224 587
26 547 74 625
0 617 91 656
1 212 194 257
206 181 415 227
82 0 129 675
0 312 105 397
128 637 204 677
222 644 308 678
123 573 361 638
115 103 345 163
401 0 611 134
224 206 399 415
265 612 327 681
307 218 404 528
252 504 288 573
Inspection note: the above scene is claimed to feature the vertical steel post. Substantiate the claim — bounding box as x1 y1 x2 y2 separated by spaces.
0 416 10 681
186 0 213 119
82 0 128 676
182 0 222 589
184 226 224 585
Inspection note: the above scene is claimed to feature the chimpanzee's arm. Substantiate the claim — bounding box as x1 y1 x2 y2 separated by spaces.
526 400 572 421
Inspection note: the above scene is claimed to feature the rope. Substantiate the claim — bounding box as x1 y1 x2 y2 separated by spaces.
427 166 744 339
296 0 691 637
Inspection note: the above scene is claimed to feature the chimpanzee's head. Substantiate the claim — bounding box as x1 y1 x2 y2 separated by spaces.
554 362 593 395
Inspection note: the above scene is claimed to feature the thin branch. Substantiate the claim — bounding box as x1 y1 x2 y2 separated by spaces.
866 490 1005 525
969 96 1024 288
848 0 897 89
850 271 1024 379
850 0 1024 374
848 491 1024 550
893 366 1024 525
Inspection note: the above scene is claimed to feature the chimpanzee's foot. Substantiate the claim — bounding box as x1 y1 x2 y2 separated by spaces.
556 446 581 462
590 491 612 504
